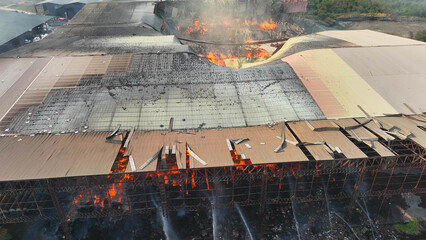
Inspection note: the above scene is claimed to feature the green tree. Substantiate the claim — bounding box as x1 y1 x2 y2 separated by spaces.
307 0 426 19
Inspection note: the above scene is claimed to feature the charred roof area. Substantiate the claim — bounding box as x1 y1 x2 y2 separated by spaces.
153 0 330 68
0 1 326 135
4 52 324 135
0 2 189 58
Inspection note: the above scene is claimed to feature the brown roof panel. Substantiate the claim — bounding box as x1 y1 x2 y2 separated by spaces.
334 118 395 157
318 30 425 47
377 116 426 149
125 131 164 173
0 132 120 181
308 120 367 159
233 125 308 164
287 121 332 160
126 125 310 172
0 58 51 123
185 131 233 168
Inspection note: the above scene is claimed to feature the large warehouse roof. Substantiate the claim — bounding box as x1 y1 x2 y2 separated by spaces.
283 44 426 118
0 10 53 46
2 115 424 181
0 53 324 134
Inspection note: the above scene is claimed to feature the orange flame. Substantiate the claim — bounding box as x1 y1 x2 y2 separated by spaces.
108 184 116 199
184 20 208 37
191 170 196 188
257 18 277 31
93 195 100 204
199 52 226 66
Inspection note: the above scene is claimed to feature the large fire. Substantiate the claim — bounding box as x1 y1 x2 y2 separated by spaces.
178 18 277 40
174 17 282 68
70 129 309 219
184 20 208 37
257 19 278 31
197 45 273 67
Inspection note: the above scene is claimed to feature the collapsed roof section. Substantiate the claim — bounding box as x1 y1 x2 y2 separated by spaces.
1 114 425 181
0 53 324 134
0 2 324 134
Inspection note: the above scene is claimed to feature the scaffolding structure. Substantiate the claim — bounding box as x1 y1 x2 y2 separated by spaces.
0 137 425 239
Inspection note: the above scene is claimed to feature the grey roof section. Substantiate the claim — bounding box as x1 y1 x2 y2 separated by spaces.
0 10 53 46
69 1 155 25
36 0 98 5
0 2 189 57
7 53 324 134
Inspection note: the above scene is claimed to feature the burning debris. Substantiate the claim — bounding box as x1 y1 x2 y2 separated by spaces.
178 17 283 68
177 17 279 41
153 0 330 68
155 1 290 68
196 44 274 68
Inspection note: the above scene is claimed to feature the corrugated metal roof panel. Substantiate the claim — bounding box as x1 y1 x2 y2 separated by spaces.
283 48 399 119
126 125 310 172
233 125 309 164
334 45 426 115
0 132 120 181
377 116 426 149
287 121 333 160
0 54 324 134
318 30 425 47
334 118 395 157
308 120 367 159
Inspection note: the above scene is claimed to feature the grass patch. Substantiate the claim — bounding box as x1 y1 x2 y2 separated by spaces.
393 219 421 235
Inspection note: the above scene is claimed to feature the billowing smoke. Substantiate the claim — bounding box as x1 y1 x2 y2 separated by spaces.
22 220 60 240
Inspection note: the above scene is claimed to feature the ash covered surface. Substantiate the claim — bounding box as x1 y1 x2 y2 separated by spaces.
6 52 324 134
0 2 189 58
0 26 189 58
0 0 327 135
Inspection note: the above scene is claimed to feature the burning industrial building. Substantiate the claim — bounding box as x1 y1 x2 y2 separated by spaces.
0 0 426 239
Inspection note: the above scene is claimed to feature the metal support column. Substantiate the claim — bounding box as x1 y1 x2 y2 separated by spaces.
159 175 168 218
257 167 268 235
347 161 367 220
47 180 73 240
